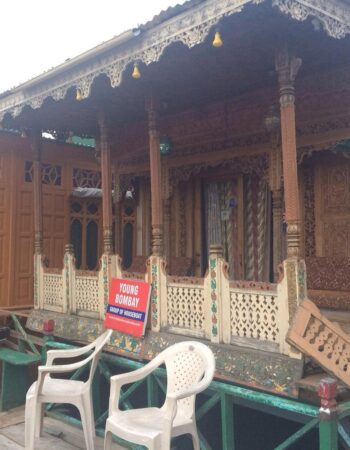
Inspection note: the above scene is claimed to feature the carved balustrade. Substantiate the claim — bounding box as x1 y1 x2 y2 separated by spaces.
35 247 305 358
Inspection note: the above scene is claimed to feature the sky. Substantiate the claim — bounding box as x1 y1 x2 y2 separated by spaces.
0 0 186 93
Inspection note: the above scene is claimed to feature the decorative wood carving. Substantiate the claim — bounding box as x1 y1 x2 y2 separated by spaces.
275 46 302 258
98 110 113 254
169 154 267 192
306 257 350 292
287 299 350 388
272 0 350 39
146 95 163 256
1 0 350 122
303 166 316 257
29 131 43 255
306 256 350 310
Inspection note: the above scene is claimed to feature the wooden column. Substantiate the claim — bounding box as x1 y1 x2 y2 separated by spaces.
275 47 302 258
146 96 163 256
30 131 43 255
268 129 283 281
98 110 113 254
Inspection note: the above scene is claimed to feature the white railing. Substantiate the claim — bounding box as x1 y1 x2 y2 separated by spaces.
75 272 99 313
42 270 64 312
229 284 279 352
35 246 305 358
166 277 205 337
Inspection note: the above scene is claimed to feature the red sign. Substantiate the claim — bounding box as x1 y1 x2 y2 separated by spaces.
104 278 151 337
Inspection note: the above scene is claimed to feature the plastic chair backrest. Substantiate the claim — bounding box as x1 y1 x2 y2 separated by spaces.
86 329 113 385
163 341 215 418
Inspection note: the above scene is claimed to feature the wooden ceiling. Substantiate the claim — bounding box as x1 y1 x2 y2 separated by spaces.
3 2 350 138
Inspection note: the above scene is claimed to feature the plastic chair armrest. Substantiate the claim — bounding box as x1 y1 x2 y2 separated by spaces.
45 344 95 365
108 359 162 414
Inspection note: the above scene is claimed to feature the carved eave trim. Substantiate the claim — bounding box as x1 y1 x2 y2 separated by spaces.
0 0 263 122
272 0 350 39
1 0 349 123
297 140 340 163
168 153 267 196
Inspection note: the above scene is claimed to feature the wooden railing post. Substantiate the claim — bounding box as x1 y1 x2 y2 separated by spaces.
278 258 306 357
63 244 75 314
205 245 230 344
33 254 44 310
98 254 112 320
148 255 166 331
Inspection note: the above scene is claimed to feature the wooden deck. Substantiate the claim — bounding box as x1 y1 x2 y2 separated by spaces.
0 407 126 450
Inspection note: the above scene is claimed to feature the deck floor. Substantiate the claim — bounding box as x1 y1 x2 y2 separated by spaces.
0 407 126 449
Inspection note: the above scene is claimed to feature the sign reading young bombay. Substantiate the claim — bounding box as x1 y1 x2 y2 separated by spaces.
104 278 151 337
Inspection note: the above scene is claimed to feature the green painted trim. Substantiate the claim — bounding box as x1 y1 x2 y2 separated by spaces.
273 418 319 450
221 393 235 450
319 418 338 450
196 392 221 421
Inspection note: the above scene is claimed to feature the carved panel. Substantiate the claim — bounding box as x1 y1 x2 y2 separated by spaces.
75 274 99 312
43 273 63 308
166 283 205 336
303 166 316 257
288 299 350 388
306 257 350 292
230 289 279 343
326 167 347 210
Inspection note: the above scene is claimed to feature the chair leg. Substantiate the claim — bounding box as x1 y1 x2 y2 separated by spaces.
25 396 36 450
104 430 113 450
78 403 95 450
191 431 200 450
34 403 44 438
82 391 96 437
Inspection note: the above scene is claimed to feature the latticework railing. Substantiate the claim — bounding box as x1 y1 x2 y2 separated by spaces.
229 287 279 351
75 272 99 312
42 272 64 311
166 278 205 337
35 247 305 357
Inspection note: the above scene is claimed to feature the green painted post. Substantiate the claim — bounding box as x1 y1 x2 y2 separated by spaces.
221 393 235 450
318 378 338 450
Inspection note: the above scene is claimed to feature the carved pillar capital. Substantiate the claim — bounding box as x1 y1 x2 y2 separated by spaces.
275 47 302 106
286 220 301 258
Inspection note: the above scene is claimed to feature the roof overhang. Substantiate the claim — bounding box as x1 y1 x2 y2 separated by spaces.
0 0 349 123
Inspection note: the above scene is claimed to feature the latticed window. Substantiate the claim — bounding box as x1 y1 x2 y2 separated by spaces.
24 161 61 185
70 198 101 270
73 168 101 188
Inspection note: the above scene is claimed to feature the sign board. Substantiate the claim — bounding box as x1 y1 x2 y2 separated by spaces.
104 278 151 337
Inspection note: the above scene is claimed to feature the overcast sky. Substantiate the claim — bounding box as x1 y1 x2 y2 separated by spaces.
0 1 185 93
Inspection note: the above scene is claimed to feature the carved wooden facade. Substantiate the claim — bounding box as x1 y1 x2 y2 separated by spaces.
1 0 350 360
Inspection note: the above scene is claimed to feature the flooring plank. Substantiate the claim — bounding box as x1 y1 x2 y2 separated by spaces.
0 406 25 429
0 434 22 449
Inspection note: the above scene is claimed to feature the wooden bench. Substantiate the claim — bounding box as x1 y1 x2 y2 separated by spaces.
0 347 41 411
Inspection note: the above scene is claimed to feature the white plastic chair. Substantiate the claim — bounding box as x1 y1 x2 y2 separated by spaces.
104 340 215 450
25 328 113 450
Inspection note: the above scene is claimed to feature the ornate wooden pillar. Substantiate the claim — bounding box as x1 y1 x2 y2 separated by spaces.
268 127 283 281
146 96 163 256
30 131 43 255
98 110 113 254
275 47 302 258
